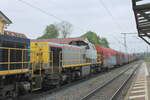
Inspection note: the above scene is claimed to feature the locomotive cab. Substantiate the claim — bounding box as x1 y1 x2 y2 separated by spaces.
69 40 97 62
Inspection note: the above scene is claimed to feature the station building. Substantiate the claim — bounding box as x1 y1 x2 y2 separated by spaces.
0 11 12 34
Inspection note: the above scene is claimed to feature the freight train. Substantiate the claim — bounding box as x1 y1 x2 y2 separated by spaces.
0 32 139 99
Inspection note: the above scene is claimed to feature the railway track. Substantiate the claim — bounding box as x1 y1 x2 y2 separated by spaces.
18 61 140 100
109 67 137 100
80 62 141 100
18 67 110 100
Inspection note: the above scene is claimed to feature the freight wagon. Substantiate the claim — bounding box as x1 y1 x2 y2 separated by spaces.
116 51 125 66
95 45 136 68
95 45 117 69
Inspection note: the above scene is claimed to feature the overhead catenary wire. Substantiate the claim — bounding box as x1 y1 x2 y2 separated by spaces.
97 0 124 32
18 0 63 21
18 0 125 50
17 0 85 32
97 0 139 50
107 0 132 31
97 0 126 48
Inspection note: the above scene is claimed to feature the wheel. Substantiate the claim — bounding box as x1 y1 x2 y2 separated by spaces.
5 90 18 100
5 97 14 100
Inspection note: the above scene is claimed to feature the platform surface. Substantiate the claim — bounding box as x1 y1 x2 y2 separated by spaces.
125 62 149 100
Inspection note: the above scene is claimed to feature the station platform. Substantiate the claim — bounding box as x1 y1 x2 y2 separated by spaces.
125 61 150 100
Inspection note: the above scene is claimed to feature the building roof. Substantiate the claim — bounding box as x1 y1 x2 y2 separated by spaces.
0 11 12 24
32 37 87 44
4 30 28 39
132 0 150 45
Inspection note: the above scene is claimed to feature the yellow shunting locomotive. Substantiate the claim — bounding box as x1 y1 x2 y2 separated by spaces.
30 40 101 89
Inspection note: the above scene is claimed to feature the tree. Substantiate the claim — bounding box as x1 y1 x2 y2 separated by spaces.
38 24 59 39
81 31 100 45
81 31 109 48
99 37 109 48
58 21 72 38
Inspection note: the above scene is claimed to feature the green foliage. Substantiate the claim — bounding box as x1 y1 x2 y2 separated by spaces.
99 37 109 48
145 59 150 62
81 31 100 45
81 31 109 48
38 24 59 39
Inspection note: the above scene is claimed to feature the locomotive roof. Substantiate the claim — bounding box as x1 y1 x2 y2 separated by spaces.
4 30 28 39
48 42 83 50
33 37 88 44
0 33 30 44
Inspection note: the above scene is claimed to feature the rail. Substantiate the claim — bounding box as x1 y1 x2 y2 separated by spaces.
109 64 140 100
80 63 139 100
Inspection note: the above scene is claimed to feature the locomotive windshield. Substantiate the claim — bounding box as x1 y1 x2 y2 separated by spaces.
69 40 88 46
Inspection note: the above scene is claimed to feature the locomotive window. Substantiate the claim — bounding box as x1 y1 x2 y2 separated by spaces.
69 41 88 46
70 41 77 45
86 45 90 49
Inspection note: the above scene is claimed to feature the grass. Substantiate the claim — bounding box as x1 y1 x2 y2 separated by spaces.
145 57 150 62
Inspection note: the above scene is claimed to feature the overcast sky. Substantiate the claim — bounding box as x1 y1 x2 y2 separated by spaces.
0 0 149 53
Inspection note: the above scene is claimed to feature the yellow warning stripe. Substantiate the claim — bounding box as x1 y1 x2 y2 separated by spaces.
0 47 29 50
0 69 29 75
63 62 101 68
0 62 29 64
